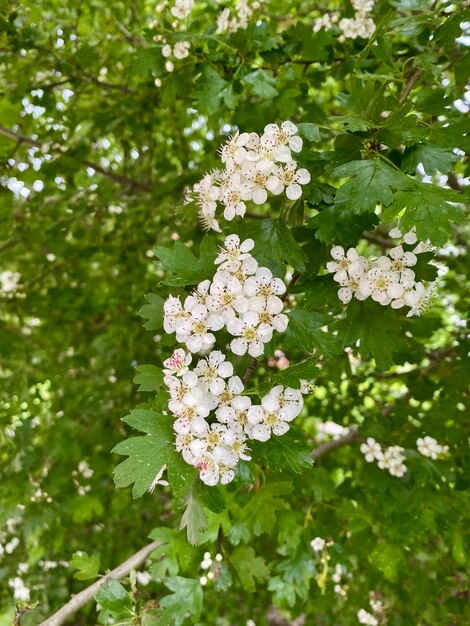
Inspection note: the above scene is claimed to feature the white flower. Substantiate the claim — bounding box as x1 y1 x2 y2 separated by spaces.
352 0 375 12
163 296 190 334
267 161 311 200
327 246 367 282
246 392 294 440
262 121 303 154
358 267 403 303
263 385 303 422
244 267 286 302
389 245 417 272
378 445 407 477
360 438 382 462
176 304 224 353
216 394 251 432
207 273 243 317
163 348 192 376
210 375 244 405
194 351 233 387
136 571 152 586
310 537 326 552
171 0 194 20
173 41 190 60
215 235 255 267
417 436 448 459
357 608 378 626
220 131 254 171
405 282 432 317
8 577 30 602
228 311 273 357
0 271 21 293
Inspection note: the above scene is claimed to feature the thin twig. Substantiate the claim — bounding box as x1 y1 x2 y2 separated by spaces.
399 68 424 106
0 125 150 191
311 429 360 461
38 541 161 626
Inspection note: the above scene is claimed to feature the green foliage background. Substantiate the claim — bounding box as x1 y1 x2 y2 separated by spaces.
0 0 469 624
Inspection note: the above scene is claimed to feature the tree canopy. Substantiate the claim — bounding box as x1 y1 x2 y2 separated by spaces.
0 0 469 625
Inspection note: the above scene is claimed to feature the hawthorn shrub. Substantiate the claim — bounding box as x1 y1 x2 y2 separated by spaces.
0 1 469 625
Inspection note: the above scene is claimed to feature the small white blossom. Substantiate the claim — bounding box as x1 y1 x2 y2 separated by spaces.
310 537 326 552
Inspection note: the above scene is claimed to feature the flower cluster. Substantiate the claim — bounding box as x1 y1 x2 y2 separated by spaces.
313 0 376 41
163 348 304 485
160 39 191 72
216 0 263 34
357 608 378 626
1 270 21 296
199 551 223 586
327 228 435 316
163 235 289 358
186 122 311 232
416 436 449 459
360 438 407 477
161 234 304 485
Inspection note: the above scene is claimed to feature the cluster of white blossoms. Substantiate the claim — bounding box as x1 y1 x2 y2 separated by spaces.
216 0 263 34
199 551 223 586
360 437 407 477
357 608 378 626
162 235 305 485
160 39 191 72
154 0 194 20
8 577 30 602
327 227 435 316
1 270 21 296
416 436 449 459
163 348 304 485
186 122 311 232
163 235 289 358
313 0 376 41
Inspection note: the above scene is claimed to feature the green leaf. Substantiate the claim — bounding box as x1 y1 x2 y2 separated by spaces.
0 99 22 126
139 293 164 331
228 482 292 543
94 580 132 615
158 577 203 626
368 543 405 582
297 123 321 142
332 160 409 213
309 205 379 246
231 546 269 592
133 365 164 392
194 479 226 513
243 69 278 99
274 220 308 272
194 67 236 114
148 528 198 578
70 551 100 581
402 144 459 175
253 427 314 473
179 488 208 546
336 300 404 370
154 236 217 286
259 356 319 394
286 309 341 356
113 413 175 497
383 182 466 246
122 409 164 435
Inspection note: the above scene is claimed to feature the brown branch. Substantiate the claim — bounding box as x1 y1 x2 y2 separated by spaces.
399 67 424 106
0 125 150 191
311 429 360 461
38 541 160 626
242 357 258 384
